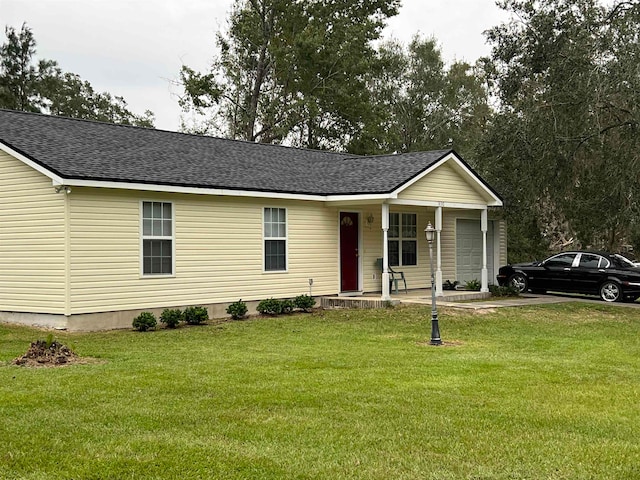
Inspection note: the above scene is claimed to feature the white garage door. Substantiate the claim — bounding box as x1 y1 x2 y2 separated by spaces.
456 219 495 285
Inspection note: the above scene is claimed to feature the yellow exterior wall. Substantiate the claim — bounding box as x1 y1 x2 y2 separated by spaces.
0 151 67 313
360 206 435 293
398 162 489 205
68 188 339 314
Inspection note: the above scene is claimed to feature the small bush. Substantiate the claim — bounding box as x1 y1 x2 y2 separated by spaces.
184 306 208 325
465 279 481 291
132 312 157 332
257 298 283 316
226 299 248 320
281 299 295 314
294 294 316 312
160 308 183 328
489 284 520 297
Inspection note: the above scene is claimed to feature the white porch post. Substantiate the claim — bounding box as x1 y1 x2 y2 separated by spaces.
381 203 391 301
435 206 443 297
481 209 489 292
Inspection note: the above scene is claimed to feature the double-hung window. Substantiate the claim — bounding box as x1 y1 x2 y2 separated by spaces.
141 201 173 275
264 207 287 271
388 213 417 267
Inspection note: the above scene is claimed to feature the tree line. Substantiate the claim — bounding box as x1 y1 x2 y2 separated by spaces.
0 23 153 127
3 0 640 262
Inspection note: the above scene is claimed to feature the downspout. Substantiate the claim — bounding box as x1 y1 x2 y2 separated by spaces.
55 184 72 318
64 188 71 317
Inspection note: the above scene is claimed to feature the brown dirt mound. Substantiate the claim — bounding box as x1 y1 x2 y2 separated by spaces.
13 340 81 367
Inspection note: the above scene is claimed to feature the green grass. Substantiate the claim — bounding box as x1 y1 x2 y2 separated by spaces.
1 303 639 479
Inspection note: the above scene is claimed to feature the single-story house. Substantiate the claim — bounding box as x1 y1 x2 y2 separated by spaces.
0 109 505 330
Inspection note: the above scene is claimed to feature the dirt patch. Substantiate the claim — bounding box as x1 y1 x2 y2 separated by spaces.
13 340 101 368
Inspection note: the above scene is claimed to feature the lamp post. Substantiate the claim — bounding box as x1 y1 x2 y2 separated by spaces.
425 222 442 345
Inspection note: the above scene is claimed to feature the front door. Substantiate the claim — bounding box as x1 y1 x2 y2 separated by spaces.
340 212 359 291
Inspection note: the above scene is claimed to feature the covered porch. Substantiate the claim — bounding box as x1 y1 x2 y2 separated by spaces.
328 150 504 300
334 202 504 300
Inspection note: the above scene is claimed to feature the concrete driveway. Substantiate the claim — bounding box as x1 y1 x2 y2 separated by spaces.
436 292 640 310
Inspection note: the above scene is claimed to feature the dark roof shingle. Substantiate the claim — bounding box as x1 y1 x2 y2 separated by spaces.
0 109 453 196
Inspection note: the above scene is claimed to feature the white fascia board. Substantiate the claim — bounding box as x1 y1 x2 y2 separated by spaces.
392 152 503 206
389 198 493 210
0 142 65 185
59 178 328 201
324 193 395 203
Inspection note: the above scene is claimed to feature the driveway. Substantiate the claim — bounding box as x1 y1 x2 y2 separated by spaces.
436 292 640 310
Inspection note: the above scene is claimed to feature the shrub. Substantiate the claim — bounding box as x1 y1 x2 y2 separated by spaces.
294 294 316 312
160 308 183 328
489 284 520 297
465 279 481 291
184 306 208 325
132 312 157 332
257 298 283 316
226 299 248 320
281 299 295 314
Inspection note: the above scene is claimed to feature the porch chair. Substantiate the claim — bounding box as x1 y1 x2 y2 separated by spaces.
375 258 408 294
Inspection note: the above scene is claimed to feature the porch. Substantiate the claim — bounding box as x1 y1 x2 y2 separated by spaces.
321 288 490 309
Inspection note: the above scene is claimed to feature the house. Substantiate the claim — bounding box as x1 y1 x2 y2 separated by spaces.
0 109 504 331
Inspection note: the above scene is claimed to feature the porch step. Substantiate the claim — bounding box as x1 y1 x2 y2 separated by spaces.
320 297 396 309
438 291 491 302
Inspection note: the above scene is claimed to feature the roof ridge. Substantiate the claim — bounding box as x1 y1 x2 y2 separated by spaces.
0 108 360 158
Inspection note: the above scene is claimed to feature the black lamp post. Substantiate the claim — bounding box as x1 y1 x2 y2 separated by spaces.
425 222 442 345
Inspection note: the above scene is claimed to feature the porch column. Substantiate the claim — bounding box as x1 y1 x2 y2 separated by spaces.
381 203 391 301
435 206 443 297
481 209 489 292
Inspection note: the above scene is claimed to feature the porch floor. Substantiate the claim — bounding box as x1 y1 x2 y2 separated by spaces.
320 288 489 310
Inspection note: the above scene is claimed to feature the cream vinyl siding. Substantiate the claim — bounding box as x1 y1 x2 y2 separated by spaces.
361 206 433 293
398 162 488 205
0 151 66 313
497 218 507 268
68 188 339 313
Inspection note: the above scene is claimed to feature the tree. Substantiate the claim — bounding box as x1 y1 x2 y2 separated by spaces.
479 0 640 259
179 0 399 149
0 23 154 127
354 36 490 157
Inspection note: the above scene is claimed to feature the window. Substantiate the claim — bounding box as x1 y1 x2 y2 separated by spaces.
388 213 417 266
141 201 173 275
544 253 576 268
264 207 286 271
579 253 601 269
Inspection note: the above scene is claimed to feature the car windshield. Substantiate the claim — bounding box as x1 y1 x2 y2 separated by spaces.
613 254 636 267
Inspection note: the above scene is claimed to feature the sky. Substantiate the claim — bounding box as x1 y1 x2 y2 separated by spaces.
2 0 511 131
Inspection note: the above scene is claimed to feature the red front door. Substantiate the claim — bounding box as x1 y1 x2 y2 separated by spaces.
340 212 359 291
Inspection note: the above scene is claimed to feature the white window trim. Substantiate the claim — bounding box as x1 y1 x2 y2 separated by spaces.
388 212 418 267
263 206 288 273
140 200 176 278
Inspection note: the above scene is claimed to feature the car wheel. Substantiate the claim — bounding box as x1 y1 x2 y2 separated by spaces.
508 273 528 293
600 281 622 302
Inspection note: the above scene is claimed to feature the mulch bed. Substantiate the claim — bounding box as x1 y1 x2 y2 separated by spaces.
13 340 99 367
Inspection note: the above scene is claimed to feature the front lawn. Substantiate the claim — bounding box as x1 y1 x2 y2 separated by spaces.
1 304 639 479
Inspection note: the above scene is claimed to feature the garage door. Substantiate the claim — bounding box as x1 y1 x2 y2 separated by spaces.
456 219 494 285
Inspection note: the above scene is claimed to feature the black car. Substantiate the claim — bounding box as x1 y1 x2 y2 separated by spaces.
496 251 640 302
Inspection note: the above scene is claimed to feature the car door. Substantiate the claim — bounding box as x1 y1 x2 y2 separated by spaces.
571 253 608 294
540 253 578 292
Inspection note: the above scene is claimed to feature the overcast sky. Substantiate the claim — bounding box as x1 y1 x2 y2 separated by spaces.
2 0 510 131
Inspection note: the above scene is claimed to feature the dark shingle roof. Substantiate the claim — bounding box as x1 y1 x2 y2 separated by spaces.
0 109 453 196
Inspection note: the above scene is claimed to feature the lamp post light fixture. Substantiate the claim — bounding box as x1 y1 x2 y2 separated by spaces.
425 222 442 345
